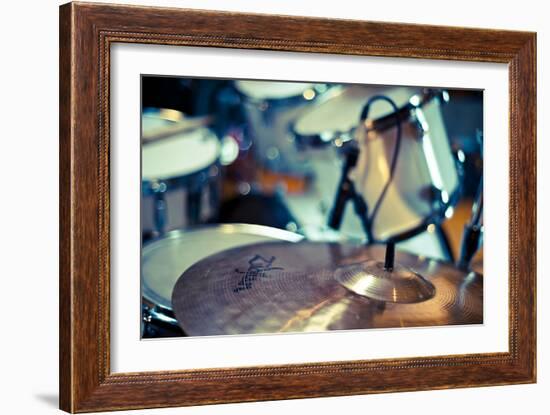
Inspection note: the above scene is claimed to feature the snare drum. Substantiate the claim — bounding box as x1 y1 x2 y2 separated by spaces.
234 80 329 178
141 224 303 337
293 85 461 244
141 109 221 237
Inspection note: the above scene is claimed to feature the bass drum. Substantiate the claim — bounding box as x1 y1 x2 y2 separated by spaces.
141 224 303 337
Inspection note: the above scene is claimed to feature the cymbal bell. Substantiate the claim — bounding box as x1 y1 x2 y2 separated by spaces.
334 260 436 303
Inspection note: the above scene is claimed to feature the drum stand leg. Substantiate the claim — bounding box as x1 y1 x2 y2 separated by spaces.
434 224 455 263
328 146 373 243
187 191 202 226
153 184 167 235
457 178 483 270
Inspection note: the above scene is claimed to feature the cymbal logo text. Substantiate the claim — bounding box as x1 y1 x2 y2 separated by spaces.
233 255 284 292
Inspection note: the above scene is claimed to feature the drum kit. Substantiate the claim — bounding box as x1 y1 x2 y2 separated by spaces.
140 80 484 338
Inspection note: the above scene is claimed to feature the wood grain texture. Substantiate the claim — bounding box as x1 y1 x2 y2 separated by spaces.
59 3 73 411
59 2 537 412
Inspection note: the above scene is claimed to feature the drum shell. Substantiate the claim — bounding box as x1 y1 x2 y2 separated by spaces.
353 91 461 242
291 86 460 243
141 165 220 235
141 115 222 236
236 82 325 175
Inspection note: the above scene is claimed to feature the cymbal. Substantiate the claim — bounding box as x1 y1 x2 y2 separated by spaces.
171 242 482 336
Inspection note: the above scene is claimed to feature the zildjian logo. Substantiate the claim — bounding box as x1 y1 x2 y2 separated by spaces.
233 255 283 293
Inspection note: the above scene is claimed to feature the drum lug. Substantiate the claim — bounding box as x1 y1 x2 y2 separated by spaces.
142 305 153 323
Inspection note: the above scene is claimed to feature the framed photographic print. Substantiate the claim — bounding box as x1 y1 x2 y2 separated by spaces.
59 2 536 412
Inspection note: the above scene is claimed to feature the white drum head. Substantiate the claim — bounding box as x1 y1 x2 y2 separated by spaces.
142 127 220 181
142 111 178 135
294 85 417 137
235 80 315 100
142 225 304 310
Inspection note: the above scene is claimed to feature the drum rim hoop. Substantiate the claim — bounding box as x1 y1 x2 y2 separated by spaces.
292 88 448 145
234 82 329 106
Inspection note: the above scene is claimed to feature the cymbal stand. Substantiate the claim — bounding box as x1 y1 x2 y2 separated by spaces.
457 177 483 271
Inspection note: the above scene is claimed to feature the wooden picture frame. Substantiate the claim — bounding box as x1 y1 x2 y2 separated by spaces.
59 2 536 412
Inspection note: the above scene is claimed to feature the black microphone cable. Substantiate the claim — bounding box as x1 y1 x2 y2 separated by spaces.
359 95 402 241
